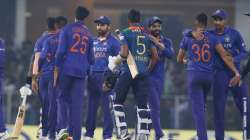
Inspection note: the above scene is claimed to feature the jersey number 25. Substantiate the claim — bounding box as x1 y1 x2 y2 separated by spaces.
70 33 88 54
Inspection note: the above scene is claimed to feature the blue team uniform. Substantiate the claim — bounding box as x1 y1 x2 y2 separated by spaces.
149 36 174 139
209 27 250 140
55 21 94 140
39 32 59 139
34 31 57 137
0 38 6 133
179 31 220 140
85 33 120 139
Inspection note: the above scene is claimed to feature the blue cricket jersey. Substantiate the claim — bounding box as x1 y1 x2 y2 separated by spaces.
39 32 59 74
34 31 56 53
119 23 154 74
150 35 174 80
209 27 248 71
179 31 220 73
90 33 120 72
55 21 94 78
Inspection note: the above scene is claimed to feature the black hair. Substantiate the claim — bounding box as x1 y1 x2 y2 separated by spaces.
196 12 207 27
55 16 68 27
128 9 141 23
75 6 89 20
47 17 56 30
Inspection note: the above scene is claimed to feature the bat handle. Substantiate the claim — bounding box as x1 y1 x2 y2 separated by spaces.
21 95 27 107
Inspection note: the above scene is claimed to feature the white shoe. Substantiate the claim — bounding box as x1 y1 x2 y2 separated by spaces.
84 136 93 140
39 136 48 140
0 131 9 140
159 135 169 140
56 129 69 140
36 126 42 138
104 138 111 140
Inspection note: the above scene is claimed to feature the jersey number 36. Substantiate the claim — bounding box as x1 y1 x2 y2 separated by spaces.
192 44 211 62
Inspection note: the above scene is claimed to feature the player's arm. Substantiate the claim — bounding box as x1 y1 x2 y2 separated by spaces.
32 38 43 92
54 28 67 86
215 43 241 86
233 30 248 63
148 46 158 71
120 44 129 58
177 48 186 64
32 52 40 76
26 55 34 87
149 35 165 51
177 37 188 64
162 39 175 59
150 35 174 59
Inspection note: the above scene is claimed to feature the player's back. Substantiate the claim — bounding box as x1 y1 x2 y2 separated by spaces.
121 24 152 74
40 33 59 73
181 31 218 73
58 21 93 78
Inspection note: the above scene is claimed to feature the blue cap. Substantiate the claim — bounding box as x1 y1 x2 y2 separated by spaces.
148 16 162 26
212 9 227 20
94 16 111 25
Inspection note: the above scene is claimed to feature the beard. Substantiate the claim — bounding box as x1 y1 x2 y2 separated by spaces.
97 30 107 36
151 30 161 37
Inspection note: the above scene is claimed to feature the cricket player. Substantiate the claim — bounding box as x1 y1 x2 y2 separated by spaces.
111 9 158 140
210 9 250 140
31 17 57 139
38 16 67 140
177 13 241 140
147 16 174 140
0 38 9 140
84 16 120 140
32 17 56 92
55 6 94 140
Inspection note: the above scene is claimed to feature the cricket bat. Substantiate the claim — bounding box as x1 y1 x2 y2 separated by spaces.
115 29 139 79
10 85 31 139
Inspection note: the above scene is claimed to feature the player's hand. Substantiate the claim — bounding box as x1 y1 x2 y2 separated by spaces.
191 31 203 40
31 78 39 93
229 72 241 87
149 35 158 43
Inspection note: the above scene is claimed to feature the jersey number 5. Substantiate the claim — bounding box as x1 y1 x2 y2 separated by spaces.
70 33 88 54
192 44 211 62
136 35 146 55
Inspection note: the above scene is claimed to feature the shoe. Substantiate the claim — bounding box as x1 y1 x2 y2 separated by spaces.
84 136 93 140
36 126 42 138
104 138 111 140
0 131 10 140
56 129 69 140
39 136 48 140
159 135 169 140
